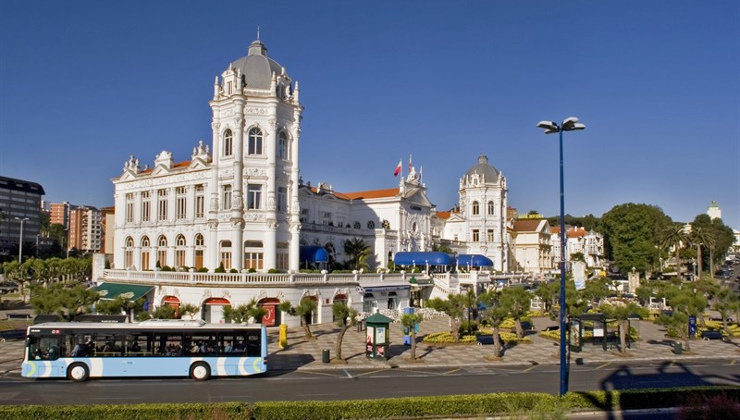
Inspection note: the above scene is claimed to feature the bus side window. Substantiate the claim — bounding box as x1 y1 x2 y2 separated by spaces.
246 331 260 357
28 336 61 361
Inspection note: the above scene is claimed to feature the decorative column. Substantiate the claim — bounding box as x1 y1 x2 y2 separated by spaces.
207 121 221 271
263 118 278 270
289 106 302 271
231 112 246 270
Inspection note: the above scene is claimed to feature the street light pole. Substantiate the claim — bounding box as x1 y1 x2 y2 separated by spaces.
537 117 585 396
14 217 30 263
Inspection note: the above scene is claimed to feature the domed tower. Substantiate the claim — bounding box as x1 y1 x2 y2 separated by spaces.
458 154 508 271
208 39 302 271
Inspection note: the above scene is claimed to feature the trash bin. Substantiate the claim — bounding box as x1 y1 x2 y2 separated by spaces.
673 342 683 354
322 348 330 363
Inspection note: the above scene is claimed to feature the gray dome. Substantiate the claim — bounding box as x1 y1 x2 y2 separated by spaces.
464 154 500 183
228 40 285 90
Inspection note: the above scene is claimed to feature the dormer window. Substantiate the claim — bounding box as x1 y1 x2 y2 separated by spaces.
223 129 233 157
248 127 263 155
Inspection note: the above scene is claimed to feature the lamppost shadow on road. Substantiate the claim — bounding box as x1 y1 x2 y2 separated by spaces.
574 361 739 420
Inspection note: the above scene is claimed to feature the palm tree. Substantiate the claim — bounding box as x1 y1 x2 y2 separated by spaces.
294 297 318 339
690 226 714 278
343 238 371 270
660 224 687 271
332 302 358 361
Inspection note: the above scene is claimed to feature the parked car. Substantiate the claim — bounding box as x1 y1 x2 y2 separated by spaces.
700 329 724 340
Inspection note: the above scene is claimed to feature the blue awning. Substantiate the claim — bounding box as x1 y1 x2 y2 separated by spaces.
299 246 329 263
393 252 453 266
457 254 494 267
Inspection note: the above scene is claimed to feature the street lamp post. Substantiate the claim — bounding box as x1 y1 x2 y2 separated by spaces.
537 117 585 396
14 217 30 263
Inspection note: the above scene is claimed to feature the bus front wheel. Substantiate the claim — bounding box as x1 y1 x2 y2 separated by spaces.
190 362 211 381
67 363 89 382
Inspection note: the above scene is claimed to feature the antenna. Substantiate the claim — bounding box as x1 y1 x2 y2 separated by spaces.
257 25 260 41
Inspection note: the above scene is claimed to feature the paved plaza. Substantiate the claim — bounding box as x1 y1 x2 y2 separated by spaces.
1 314 738 377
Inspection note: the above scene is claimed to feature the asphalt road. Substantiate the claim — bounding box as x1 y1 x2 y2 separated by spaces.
1 358 737 406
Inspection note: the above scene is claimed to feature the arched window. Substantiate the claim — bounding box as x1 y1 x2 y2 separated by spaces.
488 201 495 215
194 233 205 270
220 240 232 270
157 235 168 267
175 234 186 267
140 236 150 270
472 201 480 215
223 129 233 156
124 237 134 269
367 221 375 230
248 127 263 155
278 132 288 160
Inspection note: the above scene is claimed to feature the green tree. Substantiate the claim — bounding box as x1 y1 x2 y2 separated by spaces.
689 222 714 276
713 287 739 338
425 294 467 342
332 301 358 361
223 299 266 324
580 276 610 307
30 283 99 320
600 203 672 273
95 297 126 315
151 304 177 319
279 297 319 339
478 290 509 358
500 287 531 339
599 302 648 354
655 281 708 352
400 312 424 360
692 214 735 275
534 281 559 319
343 238 371 271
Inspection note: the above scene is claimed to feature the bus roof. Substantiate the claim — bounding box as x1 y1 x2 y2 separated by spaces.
28 322 264 331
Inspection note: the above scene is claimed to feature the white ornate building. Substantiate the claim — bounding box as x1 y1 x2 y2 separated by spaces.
551 226 605 269
432 155 510 272
112 40 439 274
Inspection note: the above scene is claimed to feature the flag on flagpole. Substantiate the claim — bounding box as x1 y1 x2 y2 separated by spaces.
408 154 413 173
393 159 402 177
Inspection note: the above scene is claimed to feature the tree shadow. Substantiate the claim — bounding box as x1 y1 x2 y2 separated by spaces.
573 361 740 420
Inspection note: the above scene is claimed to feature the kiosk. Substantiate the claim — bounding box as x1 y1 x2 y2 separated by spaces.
364 312 392 360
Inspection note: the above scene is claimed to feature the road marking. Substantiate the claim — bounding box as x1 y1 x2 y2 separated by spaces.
521 365 538 373
294 371 340 377
595 362 611 370
354 368 389 377
730 360 737 365
443 368 461 375
343 368 352 378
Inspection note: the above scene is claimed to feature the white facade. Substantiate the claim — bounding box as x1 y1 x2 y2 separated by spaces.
551 226 605 268
434 155 509 271
511 218 552 274
113 40 301 272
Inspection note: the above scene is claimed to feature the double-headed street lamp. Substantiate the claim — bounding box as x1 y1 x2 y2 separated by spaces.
14 217 30 263
537 117 585 396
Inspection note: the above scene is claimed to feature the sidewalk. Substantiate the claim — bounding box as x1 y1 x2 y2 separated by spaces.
268 316 740 371
1 315 738 376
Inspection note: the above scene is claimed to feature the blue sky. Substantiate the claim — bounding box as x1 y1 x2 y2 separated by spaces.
1 0 738 229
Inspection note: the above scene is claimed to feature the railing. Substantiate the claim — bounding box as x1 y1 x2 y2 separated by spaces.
101 269 418 287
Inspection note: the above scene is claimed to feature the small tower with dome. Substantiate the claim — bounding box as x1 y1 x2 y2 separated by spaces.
707 201 722 220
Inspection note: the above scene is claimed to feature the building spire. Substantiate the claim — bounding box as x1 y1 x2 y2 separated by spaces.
257 25 260 41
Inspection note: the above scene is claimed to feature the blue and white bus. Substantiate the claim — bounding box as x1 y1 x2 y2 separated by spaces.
21 319 267 381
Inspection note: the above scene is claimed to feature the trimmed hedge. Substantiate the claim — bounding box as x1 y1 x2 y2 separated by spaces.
0 402 250 420
0 387 736 419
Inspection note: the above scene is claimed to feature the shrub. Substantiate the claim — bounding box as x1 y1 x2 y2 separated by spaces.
267 268 282 274
229 268 239 273
422 331 478 344
196 267 209 273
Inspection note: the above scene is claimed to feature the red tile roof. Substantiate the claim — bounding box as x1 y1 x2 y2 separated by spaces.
512 219 544 232
436 211 451 219
342 188 399 200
